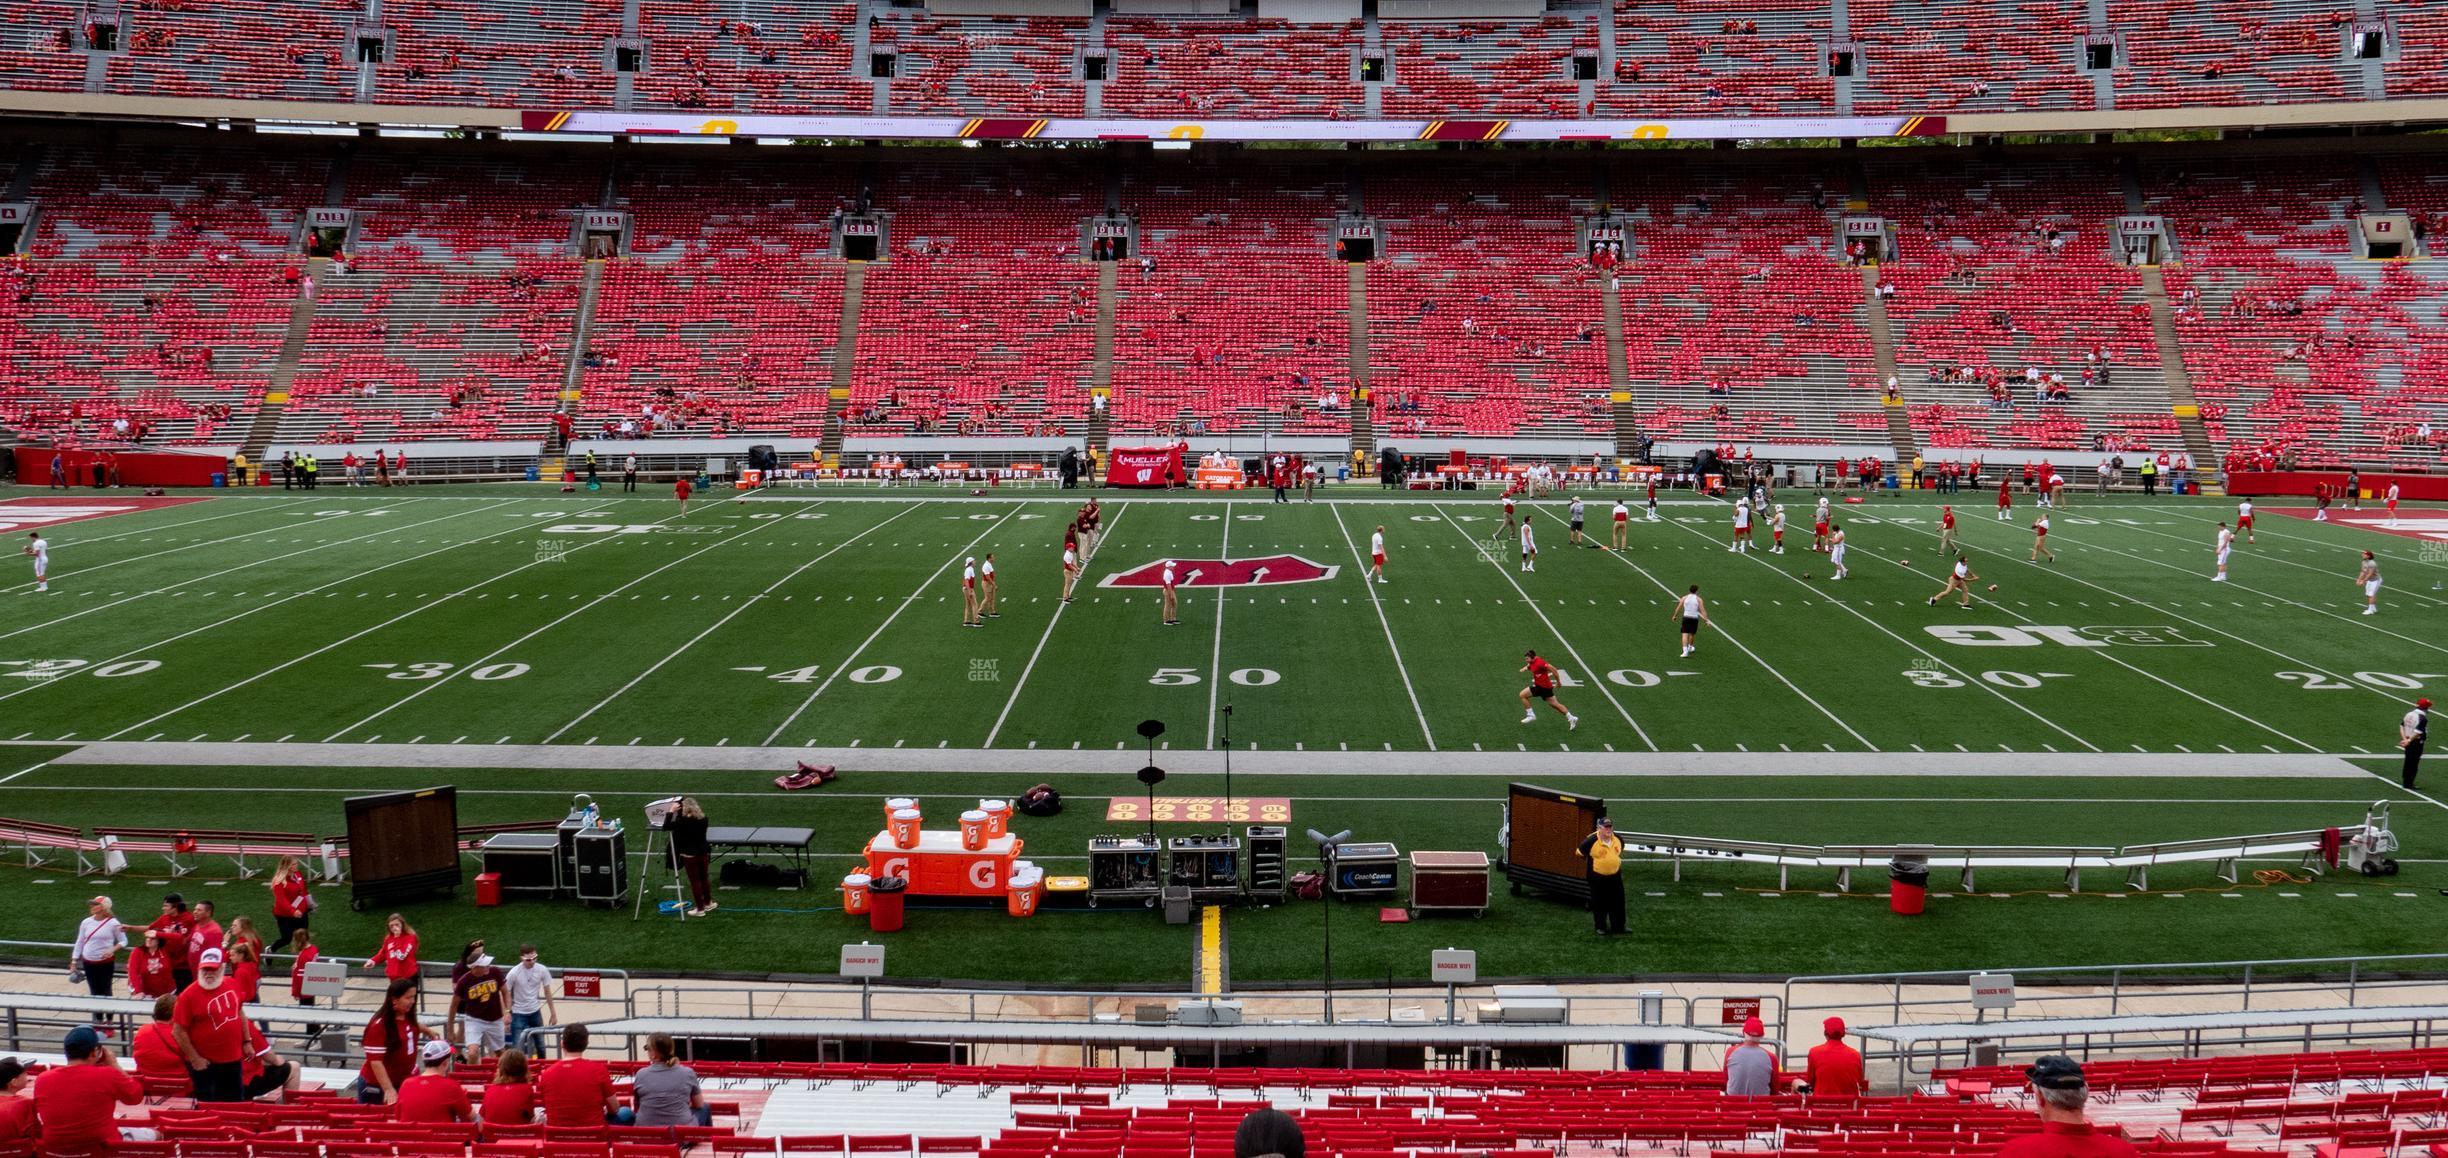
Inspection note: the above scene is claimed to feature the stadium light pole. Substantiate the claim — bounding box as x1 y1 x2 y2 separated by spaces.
1219 703 1234 833
1307 827 1351 1024
1137 720 1167 845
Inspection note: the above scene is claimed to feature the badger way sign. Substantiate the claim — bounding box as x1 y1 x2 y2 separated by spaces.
1100 554 1339 588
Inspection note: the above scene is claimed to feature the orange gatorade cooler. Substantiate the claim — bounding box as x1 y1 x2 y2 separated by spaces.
884 797 917 826
978 799 1011 838
959 810 989 851
1007 867 1044 917
888 808 922 849
840 872 872 916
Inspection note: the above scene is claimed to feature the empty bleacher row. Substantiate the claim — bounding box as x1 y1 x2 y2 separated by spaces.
4 139 2447 460
6 0 2448 120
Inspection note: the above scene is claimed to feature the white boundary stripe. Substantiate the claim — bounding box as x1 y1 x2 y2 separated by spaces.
96 498 724 741
760 508 1023 746
983 504 1130 749
1836 517 2325 753
0 759 50 787
1528 506 1875 752
1206 499 1231 749
1328 502 1436 751
0 496 436 640
0 499 541 710
39 742 2369 777
1430 503 1658 751
1658 500 2105 752
0 496 323 592
543 503 915 743
322 504 801 742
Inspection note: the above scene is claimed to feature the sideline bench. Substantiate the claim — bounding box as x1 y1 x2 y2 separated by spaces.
2110 829 2346 891
1819 844 2120 894
0 816 104 874
92 826 322 880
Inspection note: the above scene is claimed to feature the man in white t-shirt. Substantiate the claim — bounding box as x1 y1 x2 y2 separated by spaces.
1827 524 1849 579
1610 500 1631 550
24 533 48 594
1730 501 1752 553
1368 526 1388 584
1518 518 1538 573
2212 522 2233 582
2356 550 2381 616
502 944 558 1057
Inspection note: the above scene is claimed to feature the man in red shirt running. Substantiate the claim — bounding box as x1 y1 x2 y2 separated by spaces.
1517 650 1579 730
1995 1055 2138 1157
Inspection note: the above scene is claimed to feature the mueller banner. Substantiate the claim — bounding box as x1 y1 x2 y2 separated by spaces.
1106 445 1182 489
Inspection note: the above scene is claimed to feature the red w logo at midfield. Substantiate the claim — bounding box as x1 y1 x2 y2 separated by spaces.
1100 555 1339 588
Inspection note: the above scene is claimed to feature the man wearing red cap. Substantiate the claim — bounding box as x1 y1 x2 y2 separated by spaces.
1722 1017 1777 1096
2403 698 2430 789
1805 1018 1864 1099
1997 1055 2137 1156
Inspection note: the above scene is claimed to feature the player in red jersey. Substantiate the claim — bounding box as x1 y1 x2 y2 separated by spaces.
1937 505 1958 556
2314 482 2331 522
1995 475 2013 520
673 475 693 517
1645 480 1661 521
1517 650 1579 730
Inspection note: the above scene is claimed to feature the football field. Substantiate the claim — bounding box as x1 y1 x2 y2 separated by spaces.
0 482 2442 986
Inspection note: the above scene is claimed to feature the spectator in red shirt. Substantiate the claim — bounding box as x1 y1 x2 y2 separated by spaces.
182 900 224 979
375 913 421 1000
537 1024 633 1126
0 1058 38 1144
289 927 325 1035
225 915 264 971
127 928 175 998
170 947 290 1102
268 856 312 953
480 1049 537 1126
130 994 190 1096
34 1025 144 1154
140 894 193 991
394 1040 474 1123
1995 1056 2138 1157
1804 1018 1865 1099
357 977 424 1104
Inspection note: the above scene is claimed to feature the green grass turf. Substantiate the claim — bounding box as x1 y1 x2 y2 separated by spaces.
1 483 2444 985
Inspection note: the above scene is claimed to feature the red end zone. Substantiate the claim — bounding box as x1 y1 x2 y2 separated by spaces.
2271 508 2448 543
0 496 206 533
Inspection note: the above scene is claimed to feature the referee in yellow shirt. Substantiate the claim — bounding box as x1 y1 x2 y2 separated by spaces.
1577 817 1627 936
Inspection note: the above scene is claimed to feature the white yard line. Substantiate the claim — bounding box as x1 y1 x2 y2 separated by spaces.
1653 500 2104 752
96 498 722 741
0 500 544 709
1845 516 2325 753
1430 503 1657 751
1526 506 1875 751
983 505 1132 749
327 505 811 742
760 508 1022 746
2103 510 2448 607
1206 499 1231 749
1328 502 1436 751
0 496 325 593
0 497 439 640
545 503 916 743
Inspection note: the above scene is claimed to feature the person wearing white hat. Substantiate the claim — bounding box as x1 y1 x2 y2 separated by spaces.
70 896 126 1000
172 947 294 1102
961 557 982 627
393 1038 473 1123
1160 560 1180 626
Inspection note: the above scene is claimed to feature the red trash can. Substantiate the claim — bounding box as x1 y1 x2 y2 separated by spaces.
868 875 908 933
1889 857 1929 916
475 872 502 908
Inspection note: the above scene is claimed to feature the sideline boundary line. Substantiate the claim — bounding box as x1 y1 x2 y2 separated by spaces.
1328 503 1436 751
983 505 1130 749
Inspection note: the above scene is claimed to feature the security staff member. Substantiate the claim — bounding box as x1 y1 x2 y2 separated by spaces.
2137 455 2157 496
585 451 598 486
2403 697 2431 789
1575 817 1626 936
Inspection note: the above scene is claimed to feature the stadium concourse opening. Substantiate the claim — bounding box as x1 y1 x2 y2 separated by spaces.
2 78 2448 1136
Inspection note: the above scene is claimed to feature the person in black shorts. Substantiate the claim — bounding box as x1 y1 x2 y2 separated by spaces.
1518 650 1578 729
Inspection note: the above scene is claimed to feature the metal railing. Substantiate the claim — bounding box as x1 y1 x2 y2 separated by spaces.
1781 952 2448 1078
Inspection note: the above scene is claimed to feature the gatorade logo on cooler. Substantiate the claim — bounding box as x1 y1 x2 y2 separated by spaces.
968 861 1001 890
